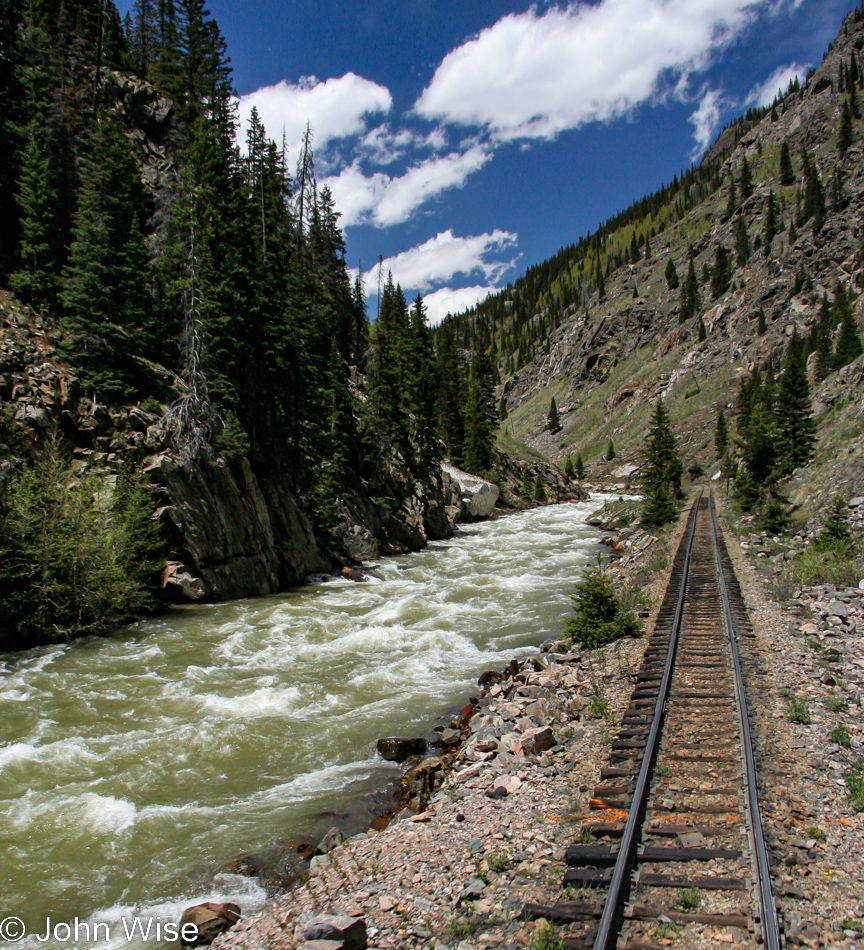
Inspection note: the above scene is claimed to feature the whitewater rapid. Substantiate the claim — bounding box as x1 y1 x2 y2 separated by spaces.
0 497 610 947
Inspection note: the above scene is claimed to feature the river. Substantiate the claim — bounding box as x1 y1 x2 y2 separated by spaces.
0 498 609 947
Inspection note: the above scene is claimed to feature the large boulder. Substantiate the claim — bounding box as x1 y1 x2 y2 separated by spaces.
304 915 367 950
377 736 427 762
179 902 240 945
441 464 499 517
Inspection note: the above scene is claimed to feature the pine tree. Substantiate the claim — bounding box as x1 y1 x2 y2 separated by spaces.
575 452 585 479
777 327 816 471
711 245 731 299
833 301 863 368
715 407 729 458
822 495 852 543
564 453 574 478
463 348 497 474
641 399 681 527
725 171 738 219
801 148 826 231
665 259 679 289
547 396 561 431
60 113 153 397
534 474 546 501
839 96 855 155
763 189 777 256
498 395 508 421
739 155 753 200
680 258 699 321
630 230 639 264
734 214 750 267
789 218 797 244
779 141 795 185
698 316 707 340
757 307 767 335
605 439 616 461
596 255 606 301
520 464 533 498
10 123 59 308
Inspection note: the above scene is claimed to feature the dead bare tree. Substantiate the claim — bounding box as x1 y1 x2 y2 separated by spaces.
163 193 222 464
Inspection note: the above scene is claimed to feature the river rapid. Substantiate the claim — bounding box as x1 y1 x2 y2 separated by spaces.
0 498 609 947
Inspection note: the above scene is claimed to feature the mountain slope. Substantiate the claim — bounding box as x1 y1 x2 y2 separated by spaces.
447 8 864 516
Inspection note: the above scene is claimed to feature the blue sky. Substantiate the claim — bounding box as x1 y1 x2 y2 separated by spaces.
118 0 850 322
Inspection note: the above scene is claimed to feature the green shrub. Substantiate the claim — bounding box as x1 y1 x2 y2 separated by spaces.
786 698 811 724
531 920 564 950
792 539 861 587
587 696 610 719
565 568 642 649
830 724 852 748
847 764 864 813
678 887 700 910
487 850 510 873
0 451 163 644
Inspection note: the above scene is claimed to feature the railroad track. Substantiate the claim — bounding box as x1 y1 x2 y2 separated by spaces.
523 491 780 949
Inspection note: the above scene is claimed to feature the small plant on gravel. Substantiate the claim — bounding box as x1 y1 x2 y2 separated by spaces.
841 918 862 932
565 568 642 649
786 698 811 724
830 724 852 748
446 918 475 941
487 849 510 873
805 637 823 652
578 825 593 842
560 726 574 739
846 764 864 813
657 765 670 777
806 826 827 842
587 696 610 719
564 884 593 900
473 856 488 883
531 920 564 950
779 686 796 699
678 887 700 910
826 696 846 713
657 923 677 937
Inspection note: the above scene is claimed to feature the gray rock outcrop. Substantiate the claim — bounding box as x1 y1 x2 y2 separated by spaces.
146 453 333 602
441 464 500 517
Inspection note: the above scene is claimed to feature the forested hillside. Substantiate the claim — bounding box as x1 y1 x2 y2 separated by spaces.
441 6 864 529
1 0 568 645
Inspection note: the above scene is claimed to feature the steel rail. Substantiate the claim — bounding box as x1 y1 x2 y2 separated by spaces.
591 491 703 950
708 495 781 950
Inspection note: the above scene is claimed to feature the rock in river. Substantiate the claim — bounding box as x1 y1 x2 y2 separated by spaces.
376 736 427 762
179 902 240 945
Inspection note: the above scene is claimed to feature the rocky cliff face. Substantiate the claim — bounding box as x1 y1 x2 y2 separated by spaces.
147 453 334 601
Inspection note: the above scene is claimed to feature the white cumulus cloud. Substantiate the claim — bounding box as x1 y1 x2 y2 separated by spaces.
421 285 498 326
360 229 518 294
745 61 808 108
236 73 392 156
689 88 723 159
415 0 769 141
322 145 492 228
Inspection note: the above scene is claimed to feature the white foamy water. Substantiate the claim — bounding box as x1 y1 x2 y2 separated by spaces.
0 498 609 947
